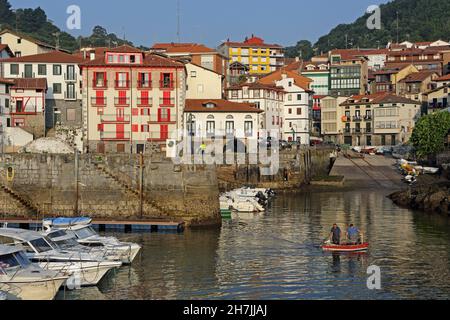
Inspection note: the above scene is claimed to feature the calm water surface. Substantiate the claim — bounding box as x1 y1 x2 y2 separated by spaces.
57 190 450 300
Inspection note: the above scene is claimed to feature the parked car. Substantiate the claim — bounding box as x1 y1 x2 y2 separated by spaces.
279 140 292 150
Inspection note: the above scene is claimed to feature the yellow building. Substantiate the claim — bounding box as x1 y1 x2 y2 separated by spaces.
218 35 284 76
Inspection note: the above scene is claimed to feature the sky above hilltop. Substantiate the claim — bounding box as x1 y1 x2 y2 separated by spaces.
9 0 390 48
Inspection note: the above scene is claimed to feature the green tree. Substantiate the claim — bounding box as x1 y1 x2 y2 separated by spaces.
285 40 314 60
410 112 450 159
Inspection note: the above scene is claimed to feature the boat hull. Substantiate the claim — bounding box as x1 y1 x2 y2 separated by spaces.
322 243 369 252
0 277 67 300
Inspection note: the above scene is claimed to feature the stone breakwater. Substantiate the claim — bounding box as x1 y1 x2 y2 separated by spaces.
388 181 450 216
0 153 221 227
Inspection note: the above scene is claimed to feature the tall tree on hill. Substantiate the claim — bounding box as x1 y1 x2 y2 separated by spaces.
285 40 314 60
0 0 14 28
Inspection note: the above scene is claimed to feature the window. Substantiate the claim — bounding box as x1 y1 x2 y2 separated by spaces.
206 121 215 136
38 64 47 76
139 73 151 88
288 108 292 114
141 108 150 116
161 73 173 88
116 72 128 88
297 108 302 115
141 124 150 132
14 51 21 57
10 64 19 75
190 71 197 78
53 65 62 75
288 94 292 101
297 94 302 101
17 38 21 44
94 72 106 87
53 83 62 94
225 121 234 135
66 65 76 80
66 83 76 99
244 121 253 136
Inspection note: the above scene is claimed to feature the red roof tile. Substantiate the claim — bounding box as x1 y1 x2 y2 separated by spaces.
436 74 450 82
185 99 263 113
1 50 86 63
12 78 47 90
259 69 312 91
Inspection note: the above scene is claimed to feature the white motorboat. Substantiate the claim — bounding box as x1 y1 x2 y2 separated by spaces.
423 167 439 174
44 229 125 263
0 228 122 287
43 218 141 264
0 244 68 300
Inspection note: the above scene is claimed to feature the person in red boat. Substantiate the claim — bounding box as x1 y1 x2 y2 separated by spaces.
329 224 341 245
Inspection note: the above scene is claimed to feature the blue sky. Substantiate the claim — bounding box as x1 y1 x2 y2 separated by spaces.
9 0 390 47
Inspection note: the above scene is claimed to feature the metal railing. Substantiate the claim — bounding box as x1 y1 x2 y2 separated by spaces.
137 98 153 106
64 73 77 81
114 97 130 106
100 115 131 123
159 98 175 106
100 131 131 141
91 97 107 106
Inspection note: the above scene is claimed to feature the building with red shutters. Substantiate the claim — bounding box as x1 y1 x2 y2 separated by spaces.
81 45 186 154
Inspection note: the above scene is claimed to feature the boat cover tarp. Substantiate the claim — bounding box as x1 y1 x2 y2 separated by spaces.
43 217 92 227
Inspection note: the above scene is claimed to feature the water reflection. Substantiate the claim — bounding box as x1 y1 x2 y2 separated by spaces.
59 191 450 300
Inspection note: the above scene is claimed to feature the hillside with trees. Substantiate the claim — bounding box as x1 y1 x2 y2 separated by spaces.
0 0 143 52
286 0 450 58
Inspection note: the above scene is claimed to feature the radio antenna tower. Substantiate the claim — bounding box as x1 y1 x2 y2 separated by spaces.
177 0 181 43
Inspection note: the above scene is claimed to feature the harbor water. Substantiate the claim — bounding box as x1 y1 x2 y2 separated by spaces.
57 190 450 300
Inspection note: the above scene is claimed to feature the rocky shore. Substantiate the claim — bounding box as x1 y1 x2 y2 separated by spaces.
389 180 450 216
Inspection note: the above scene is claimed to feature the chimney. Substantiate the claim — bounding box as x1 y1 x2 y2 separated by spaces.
90 52 95 60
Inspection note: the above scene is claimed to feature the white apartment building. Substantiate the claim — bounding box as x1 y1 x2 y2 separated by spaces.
1 51 85 129
259 70 313 144
226 82 285 138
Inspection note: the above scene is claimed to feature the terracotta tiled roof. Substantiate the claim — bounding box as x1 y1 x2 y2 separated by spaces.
258 69 312 91
226 81 285 92
0 44 13 56
106 45 142 53
188 62 223 75
222 36 282 49
0 78 15 85
399 71 437 83
341 93 420 106
12 78 47 90
1 51 86 63
151 43 216 54
436 74 450 82
185 99 263 113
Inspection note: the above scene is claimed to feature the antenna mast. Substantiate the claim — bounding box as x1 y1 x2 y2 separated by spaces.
177 0 181 43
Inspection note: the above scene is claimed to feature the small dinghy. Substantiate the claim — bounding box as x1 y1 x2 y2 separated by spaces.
321 240 369 252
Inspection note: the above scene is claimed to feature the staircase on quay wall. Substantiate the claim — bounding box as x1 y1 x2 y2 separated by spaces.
92 162 171 218
0 183 41 216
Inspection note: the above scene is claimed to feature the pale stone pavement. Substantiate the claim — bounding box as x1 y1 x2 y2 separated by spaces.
330 154 405 190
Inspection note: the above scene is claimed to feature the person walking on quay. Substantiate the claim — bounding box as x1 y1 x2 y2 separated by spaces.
329 224 341 245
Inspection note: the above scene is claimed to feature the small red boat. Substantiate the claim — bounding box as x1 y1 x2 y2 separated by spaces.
322 242 369 252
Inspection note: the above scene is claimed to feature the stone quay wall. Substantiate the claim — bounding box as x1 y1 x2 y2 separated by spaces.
0 153 220 227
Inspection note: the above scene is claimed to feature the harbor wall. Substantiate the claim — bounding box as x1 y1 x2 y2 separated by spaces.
0 153 221 227
217 148 335 190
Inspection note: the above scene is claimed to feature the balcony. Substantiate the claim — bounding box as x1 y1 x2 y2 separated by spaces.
147 131 170 142
115 80 130 89
100 131 131 141
138 80 152 89
159 80 174 90
353 116 362 122
137 97 153 107
351 128 372 134
91 97 107 106
100 115 131 123
148 117 176 125
64 73 77 82
364 115 373 121
114 97 130 107
159 98 175 107
64 92 77 101
93 80 108 89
